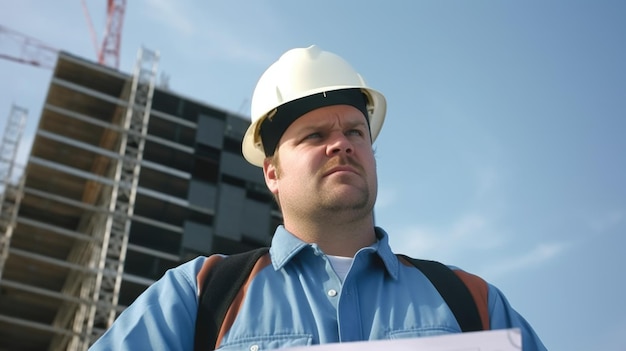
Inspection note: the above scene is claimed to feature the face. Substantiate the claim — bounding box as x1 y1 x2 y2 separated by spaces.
263 104 378 221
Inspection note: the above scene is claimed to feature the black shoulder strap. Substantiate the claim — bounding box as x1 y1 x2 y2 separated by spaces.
194 247 269 351
194 249 481 350
398 255 483 332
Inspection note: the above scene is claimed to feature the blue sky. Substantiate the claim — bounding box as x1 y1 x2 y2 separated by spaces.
1 1 625 350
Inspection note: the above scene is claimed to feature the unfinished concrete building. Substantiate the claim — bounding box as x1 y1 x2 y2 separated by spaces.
0 50 281 350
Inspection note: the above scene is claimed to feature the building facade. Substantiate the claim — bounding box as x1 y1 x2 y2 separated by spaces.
0 51 280 350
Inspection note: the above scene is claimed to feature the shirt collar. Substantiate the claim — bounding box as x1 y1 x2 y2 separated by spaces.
269 225 399 280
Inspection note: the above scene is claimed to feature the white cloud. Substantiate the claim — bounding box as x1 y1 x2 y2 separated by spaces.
139 0 276 65
143 0 196 36
387 209 570 279
388 213 505 262
587 209 625 234
481 241 569 279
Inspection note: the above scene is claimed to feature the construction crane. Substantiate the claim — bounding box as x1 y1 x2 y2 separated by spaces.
0 0 128 192
1 1 126 70
0 25 58 69
82 0 127 69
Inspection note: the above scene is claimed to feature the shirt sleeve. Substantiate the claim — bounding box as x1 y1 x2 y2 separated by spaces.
487 285 547 351
89 256 207 351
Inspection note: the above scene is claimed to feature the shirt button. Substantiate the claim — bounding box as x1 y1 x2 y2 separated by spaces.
327 289 338 297
250 345 259 351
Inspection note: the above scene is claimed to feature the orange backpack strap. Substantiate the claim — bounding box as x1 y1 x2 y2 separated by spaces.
453 269 490 330
398 255 490 331
194 248 270 351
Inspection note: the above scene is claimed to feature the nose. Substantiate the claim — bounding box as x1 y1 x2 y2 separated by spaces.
326 133 353 157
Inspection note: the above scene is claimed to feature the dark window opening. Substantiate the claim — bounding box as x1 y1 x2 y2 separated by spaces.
223 136 242 155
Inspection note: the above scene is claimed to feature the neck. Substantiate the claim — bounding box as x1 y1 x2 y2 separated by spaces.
282 212 377 257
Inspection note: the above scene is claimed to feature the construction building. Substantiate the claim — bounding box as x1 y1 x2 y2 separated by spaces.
0 49 281 350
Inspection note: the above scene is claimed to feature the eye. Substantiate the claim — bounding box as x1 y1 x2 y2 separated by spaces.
304 132 322 140
346 129 364 137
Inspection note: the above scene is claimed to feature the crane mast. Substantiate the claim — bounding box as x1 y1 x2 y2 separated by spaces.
99 0 126 69
0 105 28 281
82 0 127 69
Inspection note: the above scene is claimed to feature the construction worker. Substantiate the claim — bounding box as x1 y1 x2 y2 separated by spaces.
90 45 546 350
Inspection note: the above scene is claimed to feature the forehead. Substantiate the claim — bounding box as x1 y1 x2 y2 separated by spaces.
286 104 367 132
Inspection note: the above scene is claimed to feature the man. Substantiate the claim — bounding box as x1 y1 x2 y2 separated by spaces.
90 45 546 350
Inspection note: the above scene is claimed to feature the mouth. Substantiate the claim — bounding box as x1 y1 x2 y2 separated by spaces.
323 165 359 177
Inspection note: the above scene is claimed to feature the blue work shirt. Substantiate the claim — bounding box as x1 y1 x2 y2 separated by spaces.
90 226 546 350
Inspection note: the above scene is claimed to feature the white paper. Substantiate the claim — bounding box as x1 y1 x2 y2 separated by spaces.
281 328 522 351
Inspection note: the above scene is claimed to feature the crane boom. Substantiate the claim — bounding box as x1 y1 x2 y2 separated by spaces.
2 0 127 70
0 25 58 69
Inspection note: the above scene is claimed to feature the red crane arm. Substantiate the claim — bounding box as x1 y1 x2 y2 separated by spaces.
99 0 126 69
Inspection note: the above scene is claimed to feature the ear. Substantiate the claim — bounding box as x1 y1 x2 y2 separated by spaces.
263 158 279 196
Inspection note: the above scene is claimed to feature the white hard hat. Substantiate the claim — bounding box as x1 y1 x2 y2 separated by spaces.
242 45 387 167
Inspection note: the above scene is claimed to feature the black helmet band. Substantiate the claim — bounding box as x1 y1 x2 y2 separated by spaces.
259 88 370 157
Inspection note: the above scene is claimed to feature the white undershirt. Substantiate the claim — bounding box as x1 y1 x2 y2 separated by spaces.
327 255 354 283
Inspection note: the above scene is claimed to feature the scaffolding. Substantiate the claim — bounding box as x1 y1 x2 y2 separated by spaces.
0 47 277 350
62 47 159 350
0 104 28 281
